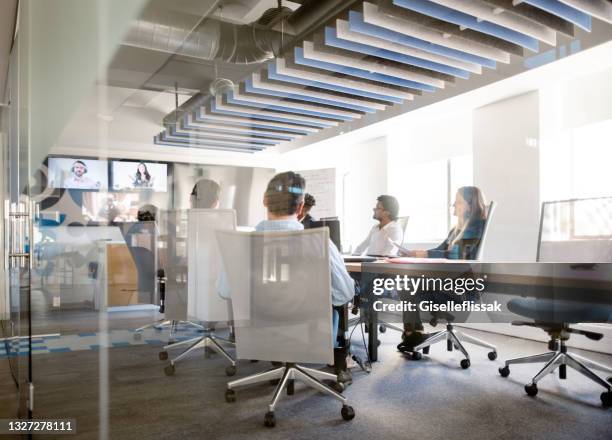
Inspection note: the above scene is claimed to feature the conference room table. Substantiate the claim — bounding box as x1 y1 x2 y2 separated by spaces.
345 258 612 362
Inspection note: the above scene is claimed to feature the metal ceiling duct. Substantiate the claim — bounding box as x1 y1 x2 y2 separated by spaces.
123 0 359 65
123 12 281 65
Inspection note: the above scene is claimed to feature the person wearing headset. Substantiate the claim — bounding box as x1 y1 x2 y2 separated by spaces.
63 160 101 189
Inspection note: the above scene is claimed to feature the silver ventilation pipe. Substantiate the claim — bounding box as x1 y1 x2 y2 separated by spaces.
123 8 283 65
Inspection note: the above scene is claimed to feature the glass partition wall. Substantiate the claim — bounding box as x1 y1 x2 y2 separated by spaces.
2 0 612 437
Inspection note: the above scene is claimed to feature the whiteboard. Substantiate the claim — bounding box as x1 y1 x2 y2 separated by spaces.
299 168 336 219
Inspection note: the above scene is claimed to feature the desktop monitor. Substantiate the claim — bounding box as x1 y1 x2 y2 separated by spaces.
537 196 612 262
307 219 341 252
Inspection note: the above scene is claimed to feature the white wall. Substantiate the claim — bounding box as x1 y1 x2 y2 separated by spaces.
345 137 388 252
277 135 388 251
473 91 540 262
540 64 612 202
387 111 472 245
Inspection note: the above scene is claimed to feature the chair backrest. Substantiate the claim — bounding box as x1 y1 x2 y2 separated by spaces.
397 216 410 243
217 228 333 365
187 209 237 322
537 197 612 263
121 221 157 303
128 246 156 304
474 201 496 261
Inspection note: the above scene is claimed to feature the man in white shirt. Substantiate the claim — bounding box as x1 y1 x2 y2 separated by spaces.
62 160 101 189
354 195 403 256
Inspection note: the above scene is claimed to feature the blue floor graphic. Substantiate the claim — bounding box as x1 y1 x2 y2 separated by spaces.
0 326 208 358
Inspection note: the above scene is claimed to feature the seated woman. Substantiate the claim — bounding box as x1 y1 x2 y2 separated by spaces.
397 186 487 352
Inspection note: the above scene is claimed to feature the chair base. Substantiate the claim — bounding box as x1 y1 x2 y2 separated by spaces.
226 363 354 427
411 324 498 368
499 341 612 406
347 316 403 334
133 319 204 342
161 334 236 376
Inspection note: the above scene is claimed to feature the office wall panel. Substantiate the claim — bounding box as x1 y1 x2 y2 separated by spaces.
473 91 540 261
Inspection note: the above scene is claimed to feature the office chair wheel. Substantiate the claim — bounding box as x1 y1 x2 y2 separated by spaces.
379 324 386 333
525 383 538 397
225 389 236 403
499 366 510 377
422 346 430 355
607 376 612 385
225 365 237 377
264 411 276 428
329 381 345 393
158 351 168 361
133 332 142 341
411 351 422 361
460 359 471 369
164 365 175 376
488 351 497 361
341 405 355 421
601 392 612 407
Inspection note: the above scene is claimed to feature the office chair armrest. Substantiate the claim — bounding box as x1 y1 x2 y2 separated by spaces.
567 327 603 341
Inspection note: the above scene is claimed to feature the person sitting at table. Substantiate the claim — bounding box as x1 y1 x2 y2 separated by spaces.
397 186 487 352
354 195 403 256
218 172 356 381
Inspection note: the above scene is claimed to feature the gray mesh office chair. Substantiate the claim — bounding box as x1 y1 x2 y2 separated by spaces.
411 202 498 368
498 197 612 407
217 229 355 428
130 219 204 340
397 215 410 243
161 209 237 377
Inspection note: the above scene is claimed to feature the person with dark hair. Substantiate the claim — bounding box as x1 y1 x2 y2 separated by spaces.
131 162 154 188
353 195 403 256
190 179 221 209
298 193 317 228
255 172 355 381
137 204 158 222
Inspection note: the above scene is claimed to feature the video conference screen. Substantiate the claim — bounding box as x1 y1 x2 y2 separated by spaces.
111 161 168 192
47 157 109 190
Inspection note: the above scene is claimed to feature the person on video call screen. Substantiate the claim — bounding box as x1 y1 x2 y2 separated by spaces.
63 160 101 190
130 162 155 189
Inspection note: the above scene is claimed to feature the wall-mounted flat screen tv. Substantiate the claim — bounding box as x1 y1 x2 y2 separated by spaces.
112 161 168 192
47 157 108 190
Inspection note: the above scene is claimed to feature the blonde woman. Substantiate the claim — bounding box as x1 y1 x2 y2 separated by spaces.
400 186 487 260
398 186 488 352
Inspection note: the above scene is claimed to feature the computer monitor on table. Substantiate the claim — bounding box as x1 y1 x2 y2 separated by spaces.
307 219 341 252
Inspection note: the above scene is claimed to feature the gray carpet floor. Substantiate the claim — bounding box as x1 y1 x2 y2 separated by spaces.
1 326 611 440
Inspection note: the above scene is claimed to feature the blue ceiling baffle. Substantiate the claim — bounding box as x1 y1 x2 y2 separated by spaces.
521 0 592 31
155 0 606 153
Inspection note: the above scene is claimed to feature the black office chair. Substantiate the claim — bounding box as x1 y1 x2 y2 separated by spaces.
498 197 612 407
410 202 498 368
129 246 156 304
